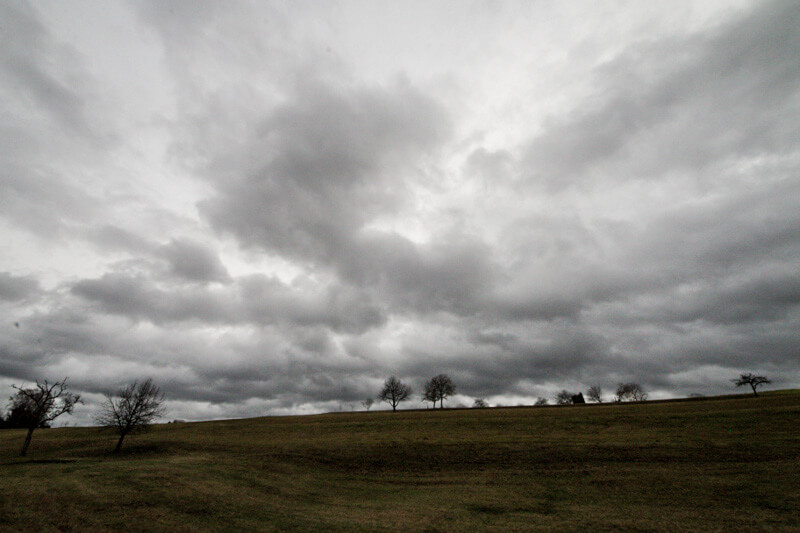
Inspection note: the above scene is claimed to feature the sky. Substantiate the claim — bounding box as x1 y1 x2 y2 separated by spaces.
1 0 799 425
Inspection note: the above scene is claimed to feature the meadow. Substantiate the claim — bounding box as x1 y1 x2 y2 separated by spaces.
1 391 798 532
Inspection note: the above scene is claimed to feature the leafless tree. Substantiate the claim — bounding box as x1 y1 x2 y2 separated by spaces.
615 382 647 402
423 374 456 408
422 382 436 407
732 373 771 397
378 376 412 412
361 397 374 411
472 398 488 408
95 378 166 452
534 397 549 406
587 385 603 403
555 390 574 405
11 379 81 457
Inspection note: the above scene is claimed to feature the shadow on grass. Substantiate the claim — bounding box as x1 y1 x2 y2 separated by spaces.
0 458 79 467
25 458 78 464
98 442 173 458
466 503 506 515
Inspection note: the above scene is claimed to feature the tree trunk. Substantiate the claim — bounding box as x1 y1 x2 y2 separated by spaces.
751 384 758 397
114 433 126 452
20 427 35 457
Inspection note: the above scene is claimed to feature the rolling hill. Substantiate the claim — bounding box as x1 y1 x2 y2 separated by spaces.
1 391 799 531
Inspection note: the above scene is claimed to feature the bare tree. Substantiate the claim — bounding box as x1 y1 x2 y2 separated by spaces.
378 376 412 412
11 379 81 457
732 373 771 397
615 382 647 402
472 398 488 408
361 398 374 411
422 394 435 409
534 397 549 406
96 378 166 452
422 382 436 408
423 374 456 409
555 390 574 405
587 385 603 403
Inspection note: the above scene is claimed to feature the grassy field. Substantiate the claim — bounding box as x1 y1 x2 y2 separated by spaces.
1 391 799 532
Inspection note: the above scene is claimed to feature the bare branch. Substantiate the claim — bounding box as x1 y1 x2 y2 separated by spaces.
10 378 81 456
732 373 771 397
422 374 456 409
378 376 412 412
95 378 166 452
587 385 603 403
615 382 647 402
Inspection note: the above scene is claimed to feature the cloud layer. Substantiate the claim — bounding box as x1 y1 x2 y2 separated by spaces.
1 0 798 424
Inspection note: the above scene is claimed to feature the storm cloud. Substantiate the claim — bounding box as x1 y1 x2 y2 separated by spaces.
1 0 798 424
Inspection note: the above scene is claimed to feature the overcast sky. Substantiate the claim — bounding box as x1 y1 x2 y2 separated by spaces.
1 0 798 425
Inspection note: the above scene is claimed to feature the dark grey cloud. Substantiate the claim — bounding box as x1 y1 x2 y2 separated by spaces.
156 239 231 284
71 273 229 325
70 271 385 334
401 324 608 399
1 298 378 410
237 274 386 334
0 273 40 303
85 232 232 284
484 213 640 321
196 76 504 320
201 78 451 261
486 159 800 325
89 225 152 254
0 306 114 384
338 231 495 315
1 1 799 423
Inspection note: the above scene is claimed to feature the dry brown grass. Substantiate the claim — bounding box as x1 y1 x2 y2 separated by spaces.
1 391 799 531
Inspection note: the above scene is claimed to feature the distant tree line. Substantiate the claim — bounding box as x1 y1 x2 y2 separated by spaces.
4 370 773 458
372 374 459 412
363 370 773 413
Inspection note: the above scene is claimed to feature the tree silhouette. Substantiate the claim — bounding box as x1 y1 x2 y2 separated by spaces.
587 385 603 403
378 376 412 412
11 379 81 457
423 374 456 408
555 390 574 405
732 373 771 397
4 397 48 429
615 382 647 402
96 378 166 452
